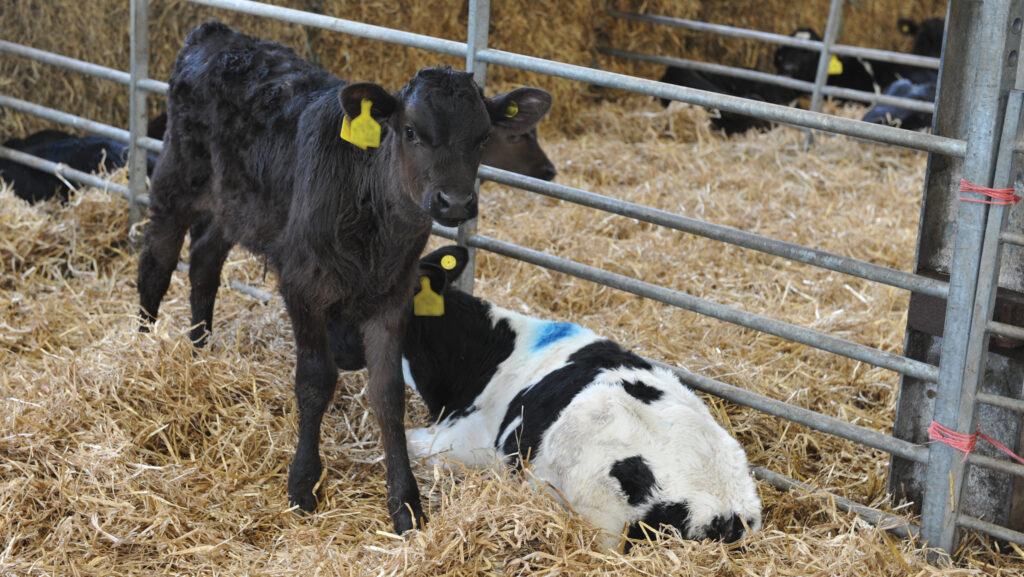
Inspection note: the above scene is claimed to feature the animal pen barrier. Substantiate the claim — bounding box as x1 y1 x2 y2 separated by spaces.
0 0 1022 557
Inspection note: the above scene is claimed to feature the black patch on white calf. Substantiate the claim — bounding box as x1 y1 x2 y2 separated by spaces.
626 501 691 542
621 379 662 404
404 296 516 420
610 455 658 506
497 339 651 467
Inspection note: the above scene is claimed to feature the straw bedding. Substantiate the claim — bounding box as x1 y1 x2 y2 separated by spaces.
2 96 1023 575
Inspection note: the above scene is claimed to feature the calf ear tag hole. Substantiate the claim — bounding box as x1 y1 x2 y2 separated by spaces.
340 99 381 149
414 277 445 317
440 254 457 270
828 55 844 76
505 100 519 118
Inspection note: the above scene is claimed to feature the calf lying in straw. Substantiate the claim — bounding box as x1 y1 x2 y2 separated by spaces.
330 246 762 548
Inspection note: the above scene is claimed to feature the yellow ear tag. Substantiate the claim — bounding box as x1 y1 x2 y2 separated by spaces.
505 100 518 118
440 254 457 270
828 55 844 76
413 277 444 317
340 99 381 150
901 24 911 33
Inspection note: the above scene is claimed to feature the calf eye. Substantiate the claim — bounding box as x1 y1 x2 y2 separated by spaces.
405 126 416 141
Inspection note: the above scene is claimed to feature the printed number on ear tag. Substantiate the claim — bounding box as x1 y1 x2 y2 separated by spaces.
340 99 381 150
413 277 444 317
828 55 844 76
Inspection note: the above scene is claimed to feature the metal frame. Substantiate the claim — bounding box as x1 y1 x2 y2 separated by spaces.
1 0 1022 554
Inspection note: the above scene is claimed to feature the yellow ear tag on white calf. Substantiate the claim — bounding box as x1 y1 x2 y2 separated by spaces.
828 55 844 76
440 254 457 270
340 99 381 150
413 277 444 317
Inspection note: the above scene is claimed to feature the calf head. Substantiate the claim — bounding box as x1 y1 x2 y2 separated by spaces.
481 126 557 181
340 68 551 226
773 28 822 81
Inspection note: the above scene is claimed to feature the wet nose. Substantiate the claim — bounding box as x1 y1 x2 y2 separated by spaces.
433 189 477 224
539 163 557 181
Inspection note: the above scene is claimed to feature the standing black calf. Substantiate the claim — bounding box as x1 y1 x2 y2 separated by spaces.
136 21 550 533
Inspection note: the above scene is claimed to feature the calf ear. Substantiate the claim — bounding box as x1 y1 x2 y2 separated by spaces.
486 87 552 135
419 245 470 290
339 83 399 120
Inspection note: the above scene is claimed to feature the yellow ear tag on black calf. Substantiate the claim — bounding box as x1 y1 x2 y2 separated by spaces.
440 254 457 270
413 277 444 317
340 99 381 150
828 55 844 76
505 100 518 118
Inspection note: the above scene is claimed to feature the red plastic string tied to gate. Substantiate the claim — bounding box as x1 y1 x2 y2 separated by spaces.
928 421 1024 465
957 178 1021 206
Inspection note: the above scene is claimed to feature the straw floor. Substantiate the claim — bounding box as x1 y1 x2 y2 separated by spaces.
2 97 1023 576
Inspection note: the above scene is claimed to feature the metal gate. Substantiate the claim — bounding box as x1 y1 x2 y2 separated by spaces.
0 0 1022 555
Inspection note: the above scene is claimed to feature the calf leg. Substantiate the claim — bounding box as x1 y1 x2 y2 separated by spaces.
187 216 234 347
283 296 338 513
364 308 424 533
137 146 196 328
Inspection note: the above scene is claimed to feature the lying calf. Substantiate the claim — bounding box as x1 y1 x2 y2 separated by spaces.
329 246 762 547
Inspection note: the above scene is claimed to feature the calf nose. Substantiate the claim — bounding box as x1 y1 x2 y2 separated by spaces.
433 189 477 224
539 163 557 181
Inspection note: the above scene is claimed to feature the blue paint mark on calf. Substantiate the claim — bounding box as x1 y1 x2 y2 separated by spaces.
532 321 581 351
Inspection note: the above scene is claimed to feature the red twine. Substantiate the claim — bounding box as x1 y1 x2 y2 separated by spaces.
928 421 1024 465
958 178 1020 205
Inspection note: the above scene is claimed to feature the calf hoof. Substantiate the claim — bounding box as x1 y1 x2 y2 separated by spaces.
391 500 427 534
288 462 323 513
289 489 319 513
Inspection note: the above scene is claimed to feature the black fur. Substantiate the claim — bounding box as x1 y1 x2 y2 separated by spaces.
497 340 652 467
136 21 549 534
627 501 692 543
610 456 659 506
621 379 663 404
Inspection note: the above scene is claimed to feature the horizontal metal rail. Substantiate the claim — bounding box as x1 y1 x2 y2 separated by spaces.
474 48 964 158
0 94 131 143
957 514 1024 546
0 145 134 202
601 48 936 113
182 0 466 57
479 166 948 299
608 11 941 70
0 40 132 85
432 225 939 383
965 448 1024 479
753 467 919 540
1000 230 1024 246
988 319 1024 341
976 391 1024 414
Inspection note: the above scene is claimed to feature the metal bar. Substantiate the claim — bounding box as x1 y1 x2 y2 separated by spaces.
1000 230 1024 246
976 391 1024 414
607 11 940 70
753 467 919 540
661 360 928 463
809 0 844 119
128 0 150 225
0 94 130 142
0 40 131 85
455 0 491 296
957 514 1024 546
0 145 135 202
181 0 467 58
478 166 949 299
137 135 164 155
475 49 965 158
988 319 1024 340
920 0 1022 553
965 448 1024 478
432 226 939 384
137 78 168 96
600 49 935 113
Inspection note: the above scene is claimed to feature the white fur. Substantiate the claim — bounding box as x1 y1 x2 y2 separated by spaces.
405 305 762 548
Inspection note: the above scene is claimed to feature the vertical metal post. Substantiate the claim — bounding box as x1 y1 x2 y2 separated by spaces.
919 0 1022 554
456 0 491 295
804 0 843 148
128 0 150 228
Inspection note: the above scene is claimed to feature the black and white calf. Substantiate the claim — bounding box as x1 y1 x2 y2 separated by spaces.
329 246 762 547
